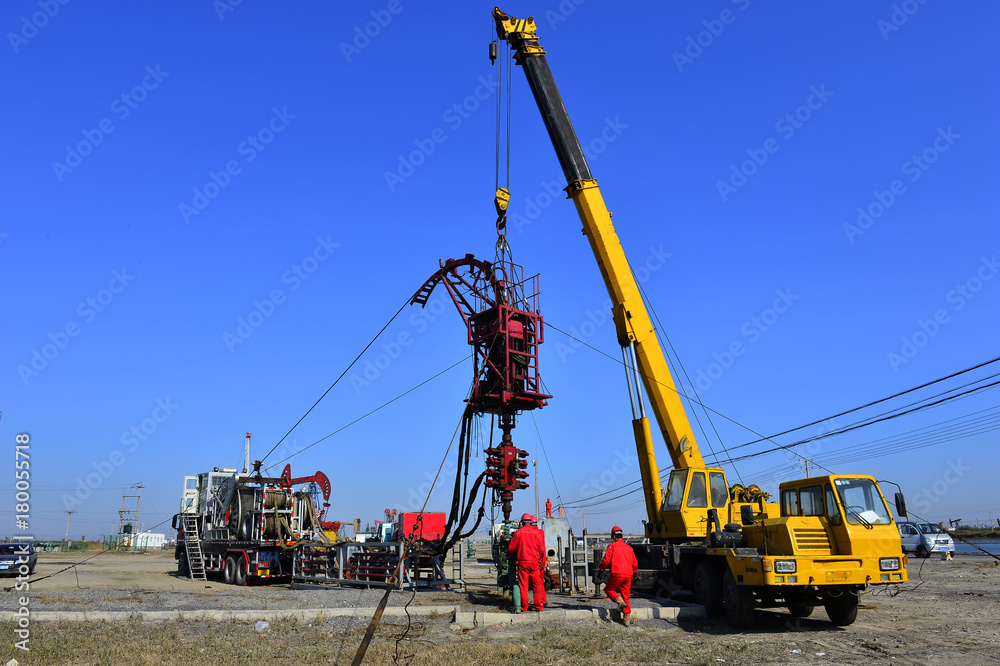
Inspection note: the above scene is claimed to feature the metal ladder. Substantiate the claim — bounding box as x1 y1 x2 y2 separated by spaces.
182 514 207 581
450 542 465 590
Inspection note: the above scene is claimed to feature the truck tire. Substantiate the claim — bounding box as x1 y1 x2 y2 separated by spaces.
694 563 723 616
824 592 858 626
916 545 929 558
788 605 814 618
224 556 237 585
178 552 189 578
238 514 253 541
235 556 248 586
722 569 755 628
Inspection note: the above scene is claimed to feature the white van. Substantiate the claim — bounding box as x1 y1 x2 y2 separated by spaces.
898 522 955 557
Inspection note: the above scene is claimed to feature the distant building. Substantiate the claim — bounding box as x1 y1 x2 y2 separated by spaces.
123 531 166 549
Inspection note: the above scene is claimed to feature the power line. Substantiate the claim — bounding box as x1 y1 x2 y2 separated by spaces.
724 379 1000 465
551 318 1000 468
544 334 1000 506
715 358 1000 457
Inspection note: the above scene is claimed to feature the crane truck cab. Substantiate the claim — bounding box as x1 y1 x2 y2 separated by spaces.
717 475 906 626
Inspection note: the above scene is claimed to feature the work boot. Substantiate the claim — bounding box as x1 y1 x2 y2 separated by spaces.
612 594 626 611
622 612 631 627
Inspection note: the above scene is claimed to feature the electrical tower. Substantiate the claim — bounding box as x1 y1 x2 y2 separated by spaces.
116 482 143 550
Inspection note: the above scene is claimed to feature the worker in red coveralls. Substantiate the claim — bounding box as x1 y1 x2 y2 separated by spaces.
545 498 553 518
598 526 639 626
508 513 546 612
529 515 548 609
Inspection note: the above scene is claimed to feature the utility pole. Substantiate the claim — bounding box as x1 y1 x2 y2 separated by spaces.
794 460 812 478
64 510 74 541
533 460 539 520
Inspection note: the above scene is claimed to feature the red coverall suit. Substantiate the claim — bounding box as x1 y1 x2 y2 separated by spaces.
508 525 546 612
599 540 638 613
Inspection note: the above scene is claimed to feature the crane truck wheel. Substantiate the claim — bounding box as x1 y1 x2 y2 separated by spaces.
223 556 237 585
177 552 189 578
823 592 859 626
787 605 814 618
694 562 724 616
235 556 248 586
722 569 755 628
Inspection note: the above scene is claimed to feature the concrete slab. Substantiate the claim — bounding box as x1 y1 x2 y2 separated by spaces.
5 602 705 626
452 604 704 628
0 606 460 623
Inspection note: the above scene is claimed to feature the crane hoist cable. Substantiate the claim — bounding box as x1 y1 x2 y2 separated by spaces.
631 266 745 482
492 26 513 237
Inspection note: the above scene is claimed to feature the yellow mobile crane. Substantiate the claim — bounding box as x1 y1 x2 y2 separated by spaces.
493 8 907 627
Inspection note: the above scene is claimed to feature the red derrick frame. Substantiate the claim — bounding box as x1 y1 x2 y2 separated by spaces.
410 254 550 414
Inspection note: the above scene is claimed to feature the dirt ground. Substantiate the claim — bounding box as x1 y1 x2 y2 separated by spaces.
2 549 998 664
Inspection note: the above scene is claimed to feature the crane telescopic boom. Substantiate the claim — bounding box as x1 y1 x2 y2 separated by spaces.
493 8 707 539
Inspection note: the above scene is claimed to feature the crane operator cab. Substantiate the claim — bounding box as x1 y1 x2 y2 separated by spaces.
660 468 732 539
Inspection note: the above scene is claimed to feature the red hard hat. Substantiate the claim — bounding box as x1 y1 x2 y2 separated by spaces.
612 526 623 533
521 513 532 522
530 515 538 524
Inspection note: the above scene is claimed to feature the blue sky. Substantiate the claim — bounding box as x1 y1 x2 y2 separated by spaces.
2 1 998 540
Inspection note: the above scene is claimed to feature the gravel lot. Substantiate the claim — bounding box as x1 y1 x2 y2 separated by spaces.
2 549 998 664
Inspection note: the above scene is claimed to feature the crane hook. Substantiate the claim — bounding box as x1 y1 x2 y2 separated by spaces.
494 187 510 236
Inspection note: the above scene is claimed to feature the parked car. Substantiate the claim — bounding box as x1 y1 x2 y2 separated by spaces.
898 522 955 557
0 544 37 576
